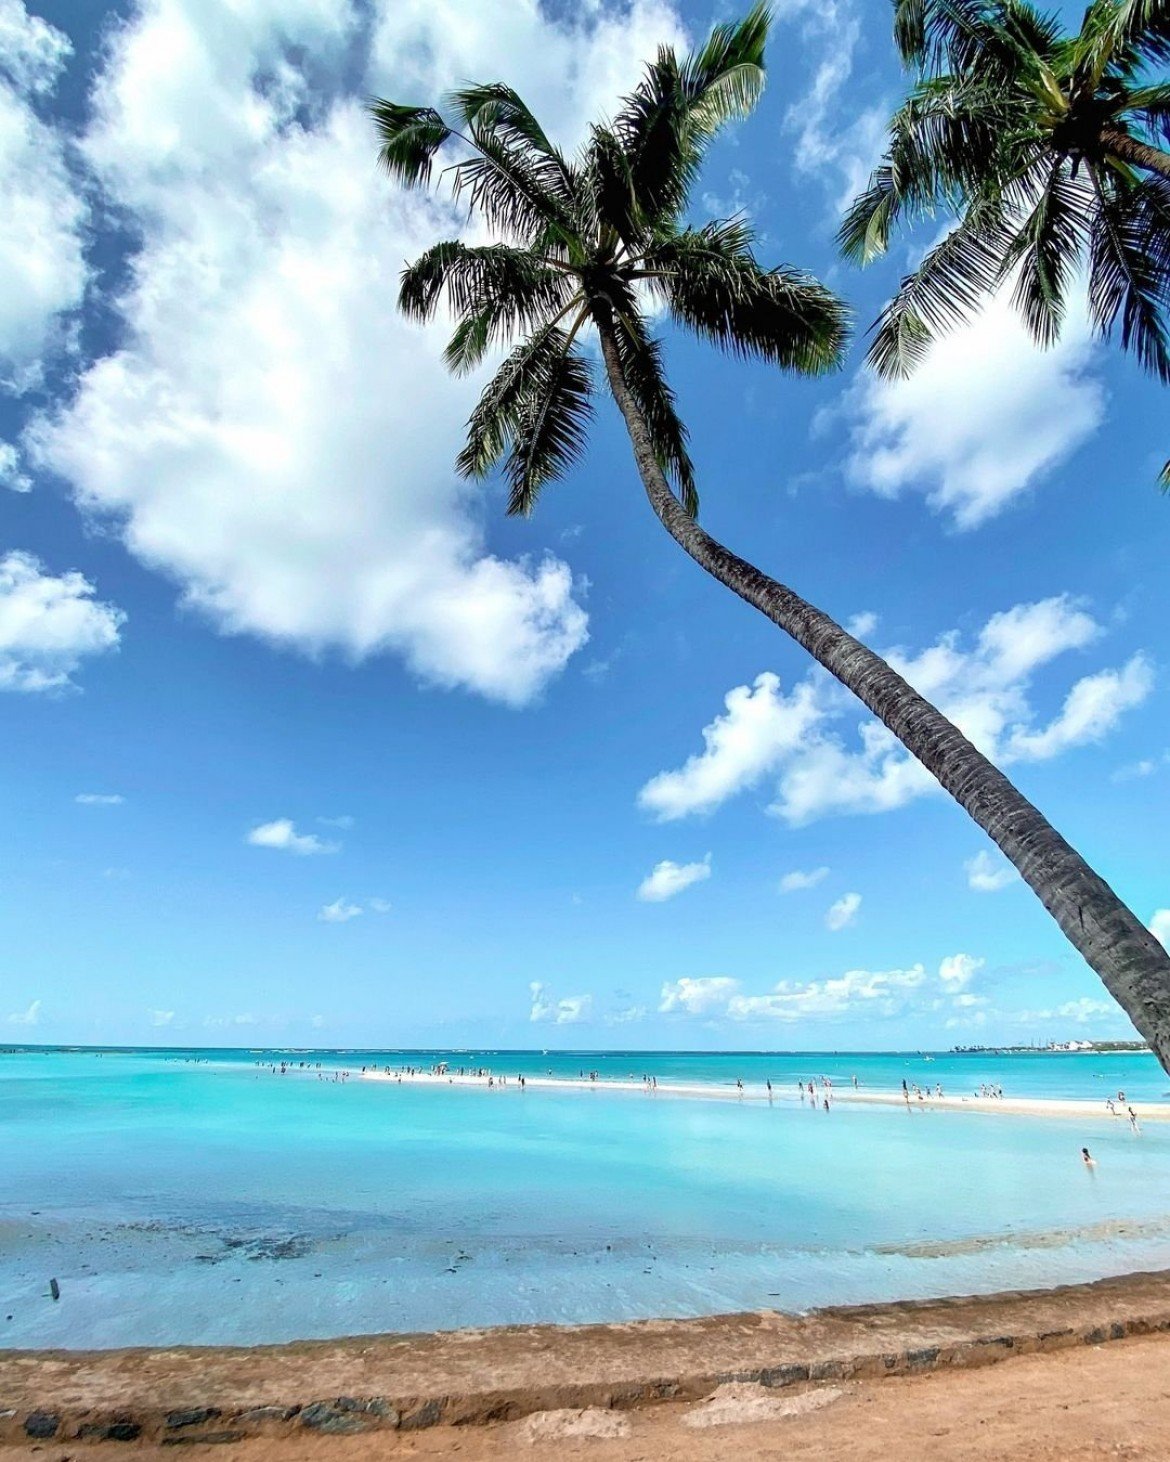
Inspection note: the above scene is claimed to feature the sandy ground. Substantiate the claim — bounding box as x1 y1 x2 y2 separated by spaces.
4 1331 1167 1461
360 1067 1170 1122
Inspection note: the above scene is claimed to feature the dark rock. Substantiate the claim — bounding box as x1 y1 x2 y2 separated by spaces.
237 1406 297 1424
166 1408 221 1430
162 1432 245 1447
399 1399 443 1431
24 1412 60 1439
299 1402 366 1434
76 1420 142 1442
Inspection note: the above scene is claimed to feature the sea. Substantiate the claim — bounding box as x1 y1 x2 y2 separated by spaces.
3 1044 1170 1350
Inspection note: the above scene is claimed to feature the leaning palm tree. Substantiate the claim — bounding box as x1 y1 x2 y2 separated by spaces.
372 4 1170 1069
841 0 1169 484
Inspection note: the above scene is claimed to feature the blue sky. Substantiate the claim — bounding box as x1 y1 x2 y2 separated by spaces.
1 0 1167 1051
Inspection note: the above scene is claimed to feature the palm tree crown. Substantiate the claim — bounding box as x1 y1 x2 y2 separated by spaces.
841 0 1170 403
372 3 848 522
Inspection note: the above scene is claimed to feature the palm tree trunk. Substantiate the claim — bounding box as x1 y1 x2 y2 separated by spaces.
1101 126 1170 180
595 311 1170 1073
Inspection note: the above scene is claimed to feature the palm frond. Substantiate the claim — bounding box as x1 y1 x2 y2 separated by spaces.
502 342 594 517
866 200 1012 375
1104 0 1170 67
369 100 452 187
457 320 594 514
400 241 571 324
1087 169 1170 379
648 220 849 373
608 4 770 236
1004 161 1093 345
449 129 574 244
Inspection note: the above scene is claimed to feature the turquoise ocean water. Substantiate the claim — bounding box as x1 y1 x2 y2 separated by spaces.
3 1045 1170 1349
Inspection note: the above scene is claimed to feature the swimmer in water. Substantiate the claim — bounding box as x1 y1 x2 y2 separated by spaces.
1082 1147 1095 1165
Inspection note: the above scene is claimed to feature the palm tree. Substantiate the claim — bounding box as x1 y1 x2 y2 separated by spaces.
372 4 1170 1069
841 0 1170 467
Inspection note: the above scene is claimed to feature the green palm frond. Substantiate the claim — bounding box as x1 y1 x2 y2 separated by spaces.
867 201 1012 376
610 3 769 235
399 242 570 325
456 316 595 514
502 341 594 517
648 220 849 372
370 102 451 187
1088 170 1170 379
449 128 574 244
1004 162 1093 345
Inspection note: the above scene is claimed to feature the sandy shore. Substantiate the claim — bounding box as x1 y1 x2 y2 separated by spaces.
360 1067 1170 1121
3 1331 1164 1459
3 1270 1170 1459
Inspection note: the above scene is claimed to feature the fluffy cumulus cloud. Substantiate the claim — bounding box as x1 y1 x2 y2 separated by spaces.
0 551 124 692
658 976 739 1016
638 674 822 819
965 850 1020 893
26 0 696 704
636 854 712 902
1151 910 1170 951
0 0 88 385
779 866 829 893
247 818 338 855
529 981 593 1025
660 953 984 1026
639 596 1152 826
837 291 1106 529
824 891 861 930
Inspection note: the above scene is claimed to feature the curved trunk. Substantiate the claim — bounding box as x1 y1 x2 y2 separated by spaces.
595 312 1170 1073
1100 126 1170 180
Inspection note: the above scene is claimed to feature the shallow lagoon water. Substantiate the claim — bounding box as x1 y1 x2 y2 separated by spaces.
3 1046 1169 1348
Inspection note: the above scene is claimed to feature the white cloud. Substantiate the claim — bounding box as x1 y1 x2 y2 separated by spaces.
965 850 1020 893
150 1009 175 1026
318 896 362 922
28 0 693 705
938 953 983 991
825 891 861 930
838 291 1106 529
0 551 124 692
529 981 593 1025
659 976 740 1015
638 673 822 819
779 866 829 893
1005 656 1153 761
204 1013 256 1028
1151 910 1170 951
659 953 978 1025
0 441 31 491
7 998 40 1026
778 0 885 214
368 897 392 914
247 818 338 855
317 815 354 829
636 853 712 902
847 611 878 639
639 596 1151 827
0 1 88 384
76 792 124 806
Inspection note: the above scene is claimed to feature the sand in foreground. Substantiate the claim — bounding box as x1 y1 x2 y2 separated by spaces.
3 1330 1166 1461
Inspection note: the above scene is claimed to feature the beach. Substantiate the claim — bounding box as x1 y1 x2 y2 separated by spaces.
360 1063 1170 1120
3 1269 1170 1458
